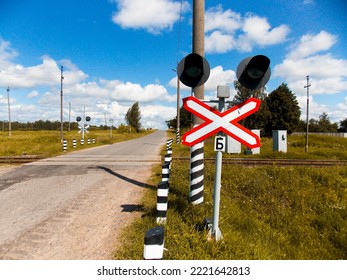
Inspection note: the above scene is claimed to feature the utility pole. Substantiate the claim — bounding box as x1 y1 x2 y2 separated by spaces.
189 0 205 205
7 86 11 137
68 102 71 132
304 75 311 153
176 68 181 143
60 66 64 142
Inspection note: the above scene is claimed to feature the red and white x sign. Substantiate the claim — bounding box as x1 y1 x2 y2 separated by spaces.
182 96 261 148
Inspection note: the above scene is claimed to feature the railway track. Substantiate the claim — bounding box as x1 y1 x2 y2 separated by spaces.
173 157 347 167
0 156 44 164
1 155 346 167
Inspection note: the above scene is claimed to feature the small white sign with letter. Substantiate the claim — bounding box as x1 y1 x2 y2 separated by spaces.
214 136 226 152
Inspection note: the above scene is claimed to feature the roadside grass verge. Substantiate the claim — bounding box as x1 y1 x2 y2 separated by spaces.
0 129 154 158
114 133 347 260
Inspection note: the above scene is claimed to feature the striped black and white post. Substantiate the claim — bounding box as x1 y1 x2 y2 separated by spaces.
176 129 180 144
164 153 172 171
80 138 84 145
162 163 170 182
62 139 68 152
143 226 165 260
156 181 169 224
166 138 173 150
189 141 204 205
92 138 96 144
72 139 77 148
87 138 91 144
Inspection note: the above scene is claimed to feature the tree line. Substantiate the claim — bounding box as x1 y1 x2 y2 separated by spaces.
1 102 144 132
167 82 347 134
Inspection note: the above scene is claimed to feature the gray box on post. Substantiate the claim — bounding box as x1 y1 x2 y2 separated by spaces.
273 130 287 153
226 136 241 154
217 85 230 98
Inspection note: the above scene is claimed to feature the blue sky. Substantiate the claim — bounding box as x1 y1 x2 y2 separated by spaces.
0 0 347 130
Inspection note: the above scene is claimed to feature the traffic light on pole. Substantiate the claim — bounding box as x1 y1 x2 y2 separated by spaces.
236 55 271 90
177 53 210 88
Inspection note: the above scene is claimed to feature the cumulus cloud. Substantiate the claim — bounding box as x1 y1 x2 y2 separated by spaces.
274 31 347 95
111 0 190 34
205 6 290 53
0 37 176 129
0 54 88 88
287 31 337 60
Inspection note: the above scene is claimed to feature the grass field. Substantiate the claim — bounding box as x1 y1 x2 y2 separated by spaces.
114 132 347 260
1 130 346 259
0 129 154 158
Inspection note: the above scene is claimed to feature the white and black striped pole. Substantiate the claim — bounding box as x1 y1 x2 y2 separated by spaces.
189 141 204 204
175 1 208 205
80 138 84 145
164 153 172 171
162 163 170 182
72 139 77 148
156 181 169 224
176 128 180 144
144 226 165 260
166 138 173 150
62 139 68 152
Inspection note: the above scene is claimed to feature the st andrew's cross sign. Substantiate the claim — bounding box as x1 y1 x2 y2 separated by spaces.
181 96 261 149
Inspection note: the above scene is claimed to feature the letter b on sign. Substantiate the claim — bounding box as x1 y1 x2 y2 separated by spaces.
214 136 226 152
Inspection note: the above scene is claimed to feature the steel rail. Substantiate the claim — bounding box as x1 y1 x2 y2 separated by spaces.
173 157 347 167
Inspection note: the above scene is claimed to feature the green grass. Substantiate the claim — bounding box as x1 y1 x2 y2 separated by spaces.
0 129 154 157
114 132 347 260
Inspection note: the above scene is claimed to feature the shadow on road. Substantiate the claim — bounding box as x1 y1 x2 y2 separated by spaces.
96 166 156 191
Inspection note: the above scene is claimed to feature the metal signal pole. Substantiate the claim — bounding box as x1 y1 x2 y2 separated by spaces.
304 75 311 153
176 70 181 143
60 66 64 142
189 0 205 204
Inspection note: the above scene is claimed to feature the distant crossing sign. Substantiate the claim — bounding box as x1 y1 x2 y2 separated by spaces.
181 96 261 148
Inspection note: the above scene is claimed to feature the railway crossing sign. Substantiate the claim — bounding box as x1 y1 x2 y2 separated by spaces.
181 96 261 148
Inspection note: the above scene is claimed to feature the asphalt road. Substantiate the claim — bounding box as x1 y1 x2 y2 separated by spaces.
0 130 167 259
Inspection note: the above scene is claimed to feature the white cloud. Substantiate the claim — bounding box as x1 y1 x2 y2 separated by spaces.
274 31 347 96
205 6 290 53
205 6 241 33
205 31 234 54
111 0 190 34
27 90 39 99
204 65 236 92
237 15 290 52
287 31 337 60
0 39 18 68
0 37 176 129
0 53 88 88
141 104 176 128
